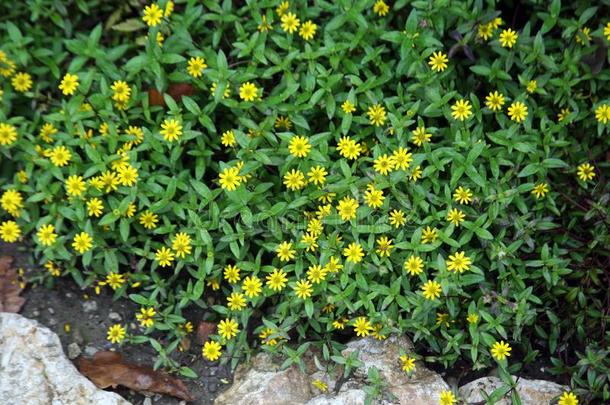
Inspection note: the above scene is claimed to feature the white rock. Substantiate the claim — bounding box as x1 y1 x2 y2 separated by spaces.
82 300 98 313
67 342 82 360
0 312 131 405
459 376 566 405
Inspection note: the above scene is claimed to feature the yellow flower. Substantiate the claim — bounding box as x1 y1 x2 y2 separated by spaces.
526 79 537 94
116 164 138 187
558 108 571 122
478 23 494 41
404 255 424 276
307 264 328 284
136 307 156 328
341 100 356 114
389 209 406 228
16 170 28 183
155 247 175 267
65 175 86 197
242 275 262 298
485 91 505 111
227 292 246 310
105 272 126 290
307 166 328 186
72 232 93 254
289 135 311 158
337 196 359 221
283 169 306 191
367 104 387 126
59 73 79 96
276 241 296 262
353 317 373 337
576 163 595 182
37 224 57 246
0 123 18 145
49 145 72 167
266 268 288 291
164 0 174 17
221 130 236 147
453 186 473 204
301 232 318 252
439 390 457 405
210 82 231 98
428 51 449 72
86 198 104 217
107 324 126 344
142 3 163 27
376 236 394 257
364 184 385 209
558 391 578 405
436 312 450 327
575 27 591 45
412 126 431 146
299 20 317 40
224 264 241 284
499 28 518 48
218 318 239 340
332 318 347 330
1 189 23 217
219 167 242 191
421 226 438 244
275 115 292 130
172 232 192 258
391 147 413 170
139 210 159 229
111 80 131 102
239 82 259 102
451 99 473 121
531 183 549 199
421 279 442 300
446 208 465 226
312 379 328 392
202 340 222 361
280 12 300 33
324 256 343 273
373 0 389 16
343 242 364 263
336 136 361 160
258 15 272 32
374 154 395 175
160 118 182 142
467 313 479 324
491 340 512 361
12 72 32 92
276 1 289 16
294 279 313 299
400 355 416 373
187 57 207 78
508 101 528 122
0 220 21 243
446 251 472 273
595 104 610 124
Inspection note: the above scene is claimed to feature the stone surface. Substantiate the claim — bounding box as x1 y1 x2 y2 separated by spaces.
0 312 131 405
459 376 567 405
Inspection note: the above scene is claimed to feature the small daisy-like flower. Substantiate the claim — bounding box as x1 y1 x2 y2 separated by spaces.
266 268 288 291
421 280 442 300
171 232 192 258
136 307 156 328
446 208 465 226
142 3 163 27
451 99 473 121
532 183 549 199
595 104 610 124
307 264 328 284
187 57 207 78
59 73 79 96
404 255 424 276
337 196 359 221
557 108 571 122
224 264 241 284
202 340 222 361
107 324 126 344
485 91 505 111
0 220 21 243
227 292 246 311
155 247 175 267
491 340 512 361
373 0 389 16
478 23 493 41
294 279 313 299
86 198 104 217
453 186 473 204
499 28 518 48
37 224 57 246
160 118 182 142
400 354 415 373
389 209 406 228
558 391 578 405
508 101 528 122
283 169 306 191
575 27 591 45
219 167 242 191
218 318 239 340
276 241 296 262
412 126 431 146
0 123 18 146
288 135 311 158
446 251 472 273
49 146 72 167
341 100 356 114
258 15 272 32
299 20 317 40
367 104 387 126
374 154 395 175
312 379 328 392
242 276 263 298
526 79 537 94
439 390 457 405
421 226 438 244
364 184 385 209
12 72 33 92
391 147 413 170
65 175 86 197
139 210 159 229
280 12 300 33
106 273 126 290
72 232 93 254
111 80 131 102
276 1 289 16
116 164 138 187
239 82 259 102
428 51 449 72
221 130 236 147
343 242 364 263
376 236 394 257
336 136 361 160
307 166 327 186
467 313 479 324
353 317 373 337
576 163 595 182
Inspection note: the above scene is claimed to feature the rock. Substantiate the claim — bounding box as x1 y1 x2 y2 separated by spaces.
142 398 152 405
84 345 99 357
214 352 313 405
67 342 82 359
82 300 98 313
0 312 131 405
108 311 122 321
459 376 567 405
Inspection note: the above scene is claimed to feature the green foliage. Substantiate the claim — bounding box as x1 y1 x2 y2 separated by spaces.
1 0 609 402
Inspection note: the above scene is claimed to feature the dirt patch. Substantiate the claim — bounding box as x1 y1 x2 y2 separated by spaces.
1 243 232 405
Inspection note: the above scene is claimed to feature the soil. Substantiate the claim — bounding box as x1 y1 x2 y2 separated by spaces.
1 243 232 405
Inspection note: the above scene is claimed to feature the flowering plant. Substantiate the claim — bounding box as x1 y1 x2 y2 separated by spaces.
1 0 609 402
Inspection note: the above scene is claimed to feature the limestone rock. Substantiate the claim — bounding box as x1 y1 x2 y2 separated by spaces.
0 312 131 405
459 376 566 405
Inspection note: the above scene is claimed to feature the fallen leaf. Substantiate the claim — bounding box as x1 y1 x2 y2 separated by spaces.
196 321 217 344
77 351 195 402
148 83 197 107
0 256 25 313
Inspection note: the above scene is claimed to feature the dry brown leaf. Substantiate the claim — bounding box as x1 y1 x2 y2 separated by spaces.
0 256 25 313
77 351 195 402
148 84 197 107
196 321 217 344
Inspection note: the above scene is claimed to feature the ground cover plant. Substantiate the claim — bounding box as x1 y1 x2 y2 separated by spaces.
1 0 609 403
